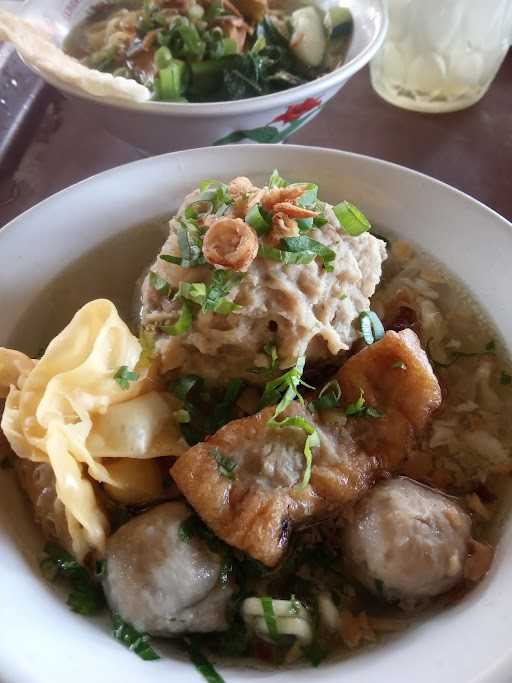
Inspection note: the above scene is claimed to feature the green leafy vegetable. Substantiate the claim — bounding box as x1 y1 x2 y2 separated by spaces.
258 244 316 265
259 355 309 412
112 613 160 660
160 300 193 336
280 236 336 272
211 447 238 479
40 543 105 615
333 201 371 236
114 365 139 390
296 183 318 208
260 597 279 641
358 310 385 345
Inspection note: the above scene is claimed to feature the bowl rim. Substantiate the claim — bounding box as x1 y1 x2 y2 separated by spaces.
21 0 387 117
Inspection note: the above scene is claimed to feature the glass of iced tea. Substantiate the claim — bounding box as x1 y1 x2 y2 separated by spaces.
370 0 512 112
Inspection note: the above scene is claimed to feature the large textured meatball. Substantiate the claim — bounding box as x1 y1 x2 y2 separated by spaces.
140 178 387 384
343 478 472 606
103 502 234 635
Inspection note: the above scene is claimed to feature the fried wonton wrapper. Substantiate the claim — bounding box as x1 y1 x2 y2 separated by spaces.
0 9 151 103
172 329 441 566
0 300 186 561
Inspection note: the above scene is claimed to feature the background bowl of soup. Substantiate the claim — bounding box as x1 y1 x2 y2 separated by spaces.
11 0 386 153
1 144 512 682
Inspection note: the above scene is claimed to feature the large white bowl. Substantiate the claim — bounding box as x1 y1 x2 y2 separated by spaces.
1 145 512 683
12 0 386 153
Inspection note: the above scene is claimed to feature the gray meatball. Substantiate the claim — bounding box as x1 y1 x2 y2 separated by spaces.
343 478 472 606
103 502 234 635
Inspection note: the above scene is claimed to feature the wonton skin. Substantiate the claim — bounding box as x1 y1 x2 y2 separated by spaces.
172 330 441 567
104 502 234 635
343 478 472 605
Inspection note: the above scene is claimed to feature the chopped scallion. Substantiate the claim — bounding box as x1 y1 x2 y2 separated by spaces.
160 300 193 336
114 365 139 390
333 200 371 236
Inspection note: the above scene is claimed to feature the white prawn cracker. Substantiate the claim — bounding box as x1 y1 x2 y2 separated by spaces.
0 9 151 103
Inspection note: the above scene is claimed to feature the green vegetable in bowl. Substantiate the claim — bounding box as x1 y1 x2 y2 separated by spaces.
64 0 354 103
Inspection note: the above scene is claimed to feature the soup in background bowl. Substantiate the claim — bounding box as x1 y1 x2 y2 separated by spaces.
1 145 512 683
6 0 386 153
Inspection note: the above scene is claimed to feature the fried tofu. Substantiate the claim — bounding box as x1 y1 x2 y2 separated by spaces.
171 404 376 566
172 329 441 566
338 329 442 468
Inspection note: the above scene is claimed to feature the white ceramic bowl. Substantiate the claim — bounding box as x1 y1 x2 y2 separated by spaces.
1 145 512 683
11 0 386 153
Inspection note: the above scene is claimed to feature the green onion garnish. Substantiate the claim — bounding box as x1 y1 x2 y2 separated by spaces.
155 59 186 101
245 204 271 234
392 360 407 370
296 183 318 208
114 366 139 390
211 447 238 479
187 640 225 683
309 379 342 412
260 597 280 640
268 169 288 188
112 613 160 661
333 201 371 236
345 388 383 418
161 300 193 336
268 415 319 489
359 310 385 344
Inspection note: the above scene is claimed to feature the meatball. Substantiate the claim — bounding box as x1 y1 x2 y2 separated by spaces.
103 502 234 635
343 478 472 606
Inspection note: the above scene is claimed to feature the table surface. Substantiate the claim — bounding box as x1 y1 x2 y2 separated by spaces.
0 50 511 228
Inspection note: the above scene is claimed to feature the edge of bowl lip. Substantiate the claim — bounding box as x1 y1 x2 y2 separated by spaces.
20 0 388 117
1 144 511 241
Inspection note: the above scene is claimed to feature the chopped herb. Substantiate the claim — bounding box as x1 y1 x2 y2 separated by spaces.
259 355 309 412
359 310 385 345
333 200 371 236
260 597 279 641
248 342 279 376
268 169 288 188
186 640 225 683
178 270 243 316
345 389 383 418
268 415 319 489
40 543 105 615
258 244 316 265
211 447 238 479
114 365 139 390
500 370 512 386
160 300 193 336
280 236 336 272
296 183 318 209
149 270 172 297
309 379 342 412
112 613 160 660
392 360 407 370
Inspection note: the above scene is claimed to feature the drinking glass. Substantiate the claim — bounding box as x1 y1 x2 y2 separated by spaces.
370 0 512 112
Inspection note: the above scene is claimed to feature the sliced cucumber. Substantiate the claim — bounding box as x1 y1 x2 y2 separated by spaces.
290 6 327 68
324 6 353 39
